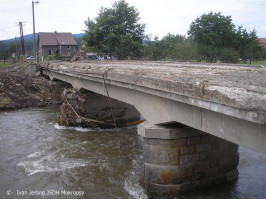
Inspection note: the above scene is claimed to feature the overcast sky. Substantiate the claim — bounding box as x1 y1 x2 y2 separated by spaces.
0 0 265 40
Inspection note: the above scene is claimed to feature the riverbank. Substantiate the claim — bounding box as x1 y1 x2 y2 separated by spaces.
0 62 51 111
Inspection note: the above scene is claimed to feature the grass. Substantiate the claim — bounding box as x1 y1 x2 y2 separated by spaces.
0 61 31 73
9 62 29 72
0 96 12 110
189 59 266 67
0 62 13 68
249 60 266 67
237 60 266 67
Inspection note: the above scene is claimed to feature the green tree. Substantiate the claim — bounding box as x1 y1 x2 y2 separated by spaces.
143 33 198 61
261 47 266 60
188 12 237 62
151 36 161 61
188 12 264 64
159 33 186 60
0 49 11 63
83 0 145 60
143 35 159 60
172 39 198 62
143 35 161 60
145 33 198 61
234 27 262 63
9 44 17 54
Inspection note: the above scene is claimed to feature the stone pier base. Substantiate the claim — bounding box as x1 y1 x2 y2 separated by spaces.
138 122 239 197
49 80 72 103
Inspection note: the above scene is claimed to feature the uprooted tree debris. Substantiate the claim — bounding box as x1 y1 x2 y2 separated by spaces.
58 88 143 129
70 49 89 62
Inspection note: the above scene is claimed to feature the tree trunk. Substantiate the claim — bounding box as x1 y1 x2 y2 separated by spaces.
110 51 112 60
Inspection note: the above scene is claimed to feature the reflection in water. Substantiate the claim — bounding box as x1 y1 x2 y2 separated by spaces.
0 105 266 198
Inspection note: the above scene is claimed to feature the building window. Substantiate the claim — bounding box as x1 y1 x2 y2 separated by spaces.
48 50 52 55
67 51 70 55
56 50 59 56
67 45 70 49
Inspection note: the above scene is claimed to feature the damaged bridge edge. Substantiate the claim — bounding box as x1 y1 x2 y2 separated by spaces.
42 68 266 125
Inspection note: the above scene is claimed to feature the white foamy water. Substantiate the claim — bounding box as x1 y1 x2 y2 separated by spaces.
54 123 136 132
17 160 89 175
54 123 94 132
27 150 45 158
124 171 148 199
18 150 92 176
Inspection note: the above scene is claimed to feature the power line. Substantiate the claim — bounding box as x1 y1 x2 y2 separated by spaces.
0 29 13 35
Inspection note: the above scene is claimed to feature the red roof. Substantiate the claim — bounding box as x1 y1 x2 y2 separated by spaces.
86 52 96 55
38 32 77 46
259 38 266 45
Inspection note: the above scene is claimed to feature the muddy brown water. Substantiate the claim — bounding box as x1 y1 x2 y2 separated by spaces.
0 105 266 198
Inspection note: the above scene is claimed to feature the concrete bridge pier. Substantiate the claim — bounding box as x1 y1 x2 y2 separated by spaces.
138 122 239 197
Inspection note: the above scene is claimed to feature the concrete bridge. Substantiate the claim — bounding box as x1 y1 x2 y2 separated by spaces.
40 61 266 196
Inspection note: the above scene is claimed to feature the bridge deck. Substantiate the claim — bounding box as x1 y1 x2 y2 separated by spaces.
42 61 266 123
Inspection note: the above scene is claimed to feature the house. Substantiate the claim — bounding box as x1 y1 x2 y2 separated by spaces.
259 38 266 47
37 31 78 59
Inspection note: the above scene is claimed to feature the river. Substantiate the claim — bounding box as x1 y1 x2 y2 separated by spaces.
0 106 266 199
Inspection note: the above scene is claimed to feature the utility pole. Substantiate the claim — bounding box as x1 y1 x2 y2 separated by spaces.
32 1 39 63
19 22 25 55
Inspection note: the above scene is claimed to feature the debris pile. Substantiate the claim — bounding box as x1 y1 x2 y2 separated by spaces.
58 88 143 128
0 72 51 110
71 49 89 62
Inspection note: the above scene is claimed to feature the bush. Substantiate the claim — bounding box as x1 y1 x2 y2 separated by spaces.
217 48 240 63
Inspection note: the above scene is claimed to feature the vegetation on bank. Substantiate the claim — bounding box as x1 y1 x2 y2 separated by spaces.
250 60 266 67
0 62 12 68
141 12 266 63
82 1 266 63
1 0 266 64
0 61 31 71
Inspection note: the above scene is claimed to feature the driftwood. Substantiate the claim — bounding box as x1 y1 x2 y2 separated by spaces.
58 88 145 129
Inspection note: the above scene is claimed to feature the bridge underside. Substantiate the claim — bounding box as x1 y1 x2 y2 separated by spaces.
43 69 266 154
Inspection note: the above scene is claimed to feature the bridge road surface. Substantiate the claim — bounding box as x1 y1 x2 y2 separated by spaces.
40 61 266 153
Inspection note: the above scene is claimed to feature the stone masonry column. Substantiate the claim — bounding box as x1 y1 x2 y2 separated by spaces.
138 122 239 197
49 80 72 103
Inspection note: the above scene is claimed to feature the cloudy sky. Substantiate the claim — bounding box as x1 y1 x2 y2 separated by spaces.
0 0 265 40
